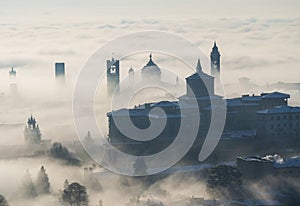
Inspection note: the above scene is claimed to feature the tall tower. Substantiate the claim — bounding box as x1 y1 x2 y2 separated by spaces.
9 67 18 96
128 67 134 82
55 62 65 84
210 41 221 76
106 57 120 96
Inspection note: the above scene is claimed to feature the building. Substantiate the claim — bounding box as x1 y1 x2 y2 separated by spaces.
141 54 161 82
24 115 42 145
106 57 120 96
9 67 16 78
106 46 300 161
9 67 18 96
55 62 65 84
237 155 300 179
107 59 222 156
256 105 300 139
225 92 290 131
210 42 221 76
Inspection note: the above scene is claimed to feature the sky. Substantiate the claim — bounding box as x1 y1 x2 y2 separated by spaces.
0 0 299 144
0 0 299 87
1 0 300 22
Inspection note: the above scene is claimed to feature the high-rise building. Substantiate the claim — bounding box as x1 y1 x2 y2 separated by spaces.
106 57 120 96
55 62 65 84
210 42 221 76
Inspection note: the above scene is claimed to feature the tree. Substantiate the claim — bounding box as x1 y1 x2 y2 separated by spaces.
62 182 88 206
49 142 81 166
0 194 9 206
35 166 50 194
206 165 243 199
19 170 37 199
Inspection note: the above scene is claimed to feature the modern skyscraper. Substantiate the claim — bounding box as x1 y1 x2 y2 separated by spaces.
55 62 65 84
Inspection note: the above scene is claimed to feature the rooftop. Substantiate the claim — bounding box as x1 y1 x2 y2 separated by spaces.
256 105 300 114
238 155 300 168
141 54 161 74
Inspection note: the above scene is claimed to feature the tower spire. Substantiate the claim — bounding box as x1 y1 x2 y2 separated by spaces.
196 59 202 74
210 41 221 76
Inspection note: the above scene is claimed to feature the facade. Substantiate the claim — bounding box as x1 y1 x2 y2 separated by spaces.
225 92 290 131
55 62 65 84
24 115 42 145
256 105 300 138
106 57 120 96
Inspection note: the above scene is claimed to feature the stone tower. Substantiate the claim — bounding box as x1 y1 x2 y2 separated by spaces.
210 41 221 76
106 57 120 96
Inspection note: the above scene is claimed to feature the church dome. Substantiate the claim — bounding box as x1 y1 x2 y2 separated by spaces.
141 54 161 75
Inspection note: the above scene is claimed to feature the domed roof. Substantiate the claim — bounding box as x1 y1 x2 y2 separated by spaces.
142 54 161 74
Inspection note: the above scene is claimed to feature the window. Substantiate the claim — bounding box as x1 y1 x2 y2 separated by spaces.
271 116 274 121
277 116 280 120
109 65 116 74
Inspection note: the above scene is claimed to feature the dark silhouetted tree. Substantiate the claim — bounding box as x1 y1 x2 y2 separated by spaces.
49 142 81 166
19 170 37 199
0 194 9 206
206 165 243 199
35 166 50 194
62 182 88 206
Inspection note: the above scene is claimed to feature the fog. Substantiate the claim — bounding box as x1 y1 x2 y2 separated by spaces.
0 5 300 205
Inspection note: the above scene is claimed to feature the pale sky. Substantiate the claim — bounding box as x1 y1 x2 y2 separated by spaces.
0 0 299 23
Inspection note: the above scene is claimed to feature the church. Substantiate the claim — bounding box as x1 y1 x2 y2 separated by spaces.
106 42 221 97
105 42 299 162
106 55 222 156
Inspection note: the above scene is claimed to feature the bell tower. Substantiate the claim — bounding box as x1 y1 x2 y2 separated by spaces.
106 56 120 96
210 41 221 76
